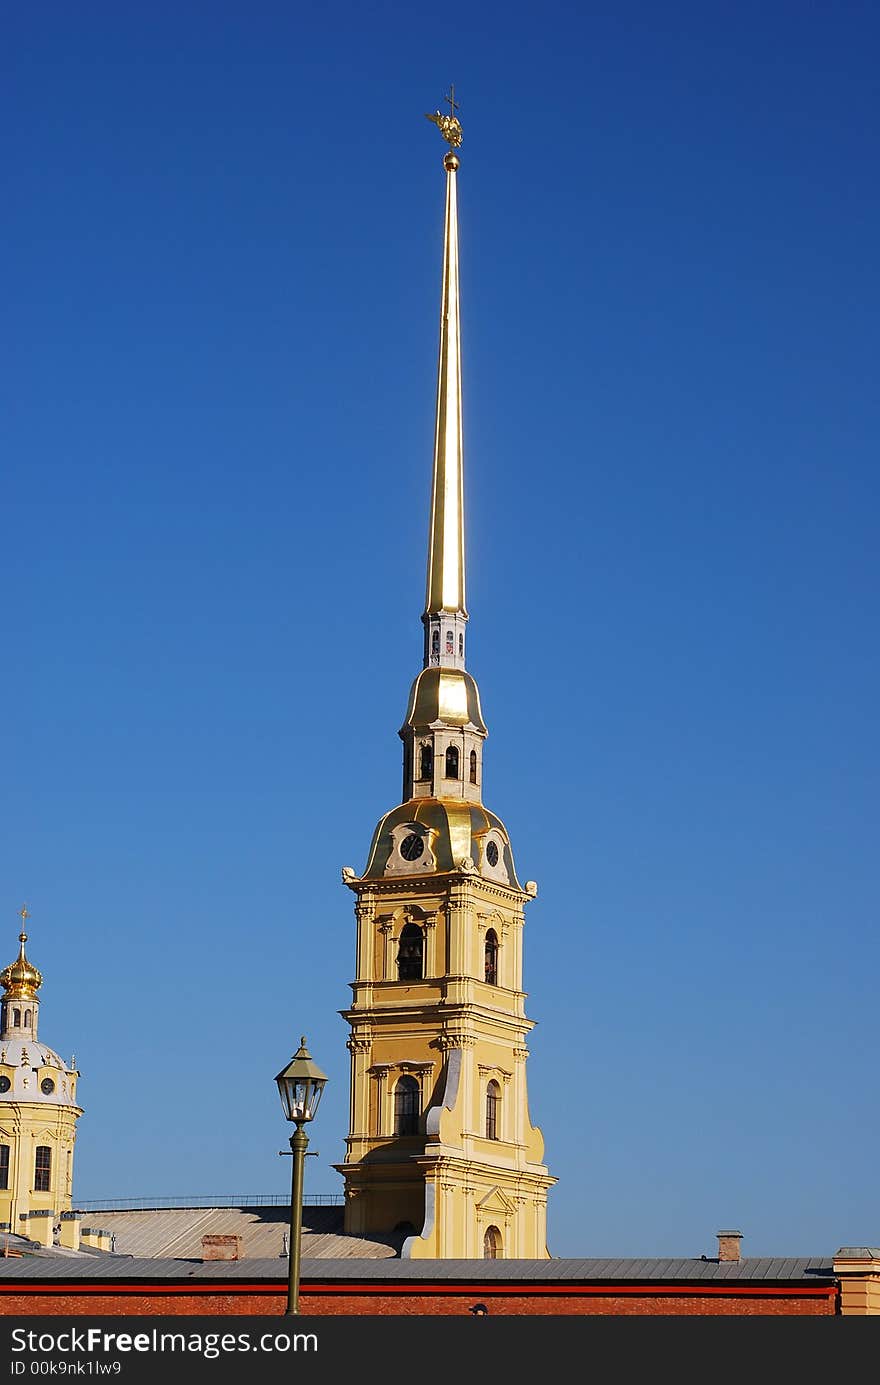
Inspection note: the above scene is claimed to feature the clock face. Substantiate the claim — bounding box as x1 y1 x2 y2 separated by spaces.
0 1075 10 1093
41 1077 55 1095
486 841 499 867
400 833 425 862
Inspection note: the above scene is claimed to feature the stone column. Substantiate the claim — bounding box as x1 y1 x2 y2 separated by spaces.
424 913 438 976
354 896 374 982
378 919 394 981
372 1064 392 1136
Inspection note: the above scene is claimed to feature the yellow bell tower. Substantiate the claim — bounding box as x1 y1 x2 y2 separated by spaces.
334 98 555 1260
0 908 82 1244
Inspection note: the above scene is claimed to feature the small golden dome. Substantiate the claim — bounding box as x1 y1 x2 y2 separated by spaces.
1 924 42 1003
401 667 487 735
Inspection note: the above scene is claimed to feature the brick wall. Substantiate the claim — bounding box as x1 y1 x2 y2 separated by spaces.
0 1286 838 1315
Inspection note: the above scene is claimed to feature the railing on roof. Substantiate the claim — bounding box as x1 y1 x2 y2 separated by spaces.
73 1194 345 1212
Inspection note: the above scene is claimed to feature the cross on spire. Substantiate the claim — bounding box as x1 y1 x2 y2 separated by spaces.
444 85 460 119
18 904 29 935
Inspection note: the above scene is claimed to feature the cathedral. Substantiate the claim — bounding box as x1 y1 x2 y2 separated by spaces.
0 908 82 1246
332 109 556 1259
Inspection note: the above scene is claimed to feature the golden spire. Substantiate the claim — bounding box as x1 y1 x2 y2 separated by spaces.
1 905 43 1002
423 90 467 643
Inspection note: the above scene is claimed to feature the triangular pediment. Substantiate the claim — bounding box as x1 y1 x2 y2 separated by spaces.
475 1185 516 1217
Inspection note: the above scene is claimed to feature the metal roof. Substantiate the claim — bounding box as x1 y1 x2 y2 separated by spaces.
55 1204 400 1261
0 1252 837 1283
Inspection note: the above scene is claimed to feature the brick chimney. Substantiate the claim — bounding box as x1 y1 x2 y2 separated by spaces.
201 1234 242 1262
717 1230 743 1262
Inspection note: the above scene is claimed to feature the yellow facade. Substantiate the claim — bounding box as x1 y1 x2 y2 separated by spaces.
0 913 82 1239
333 110 554 1259
336 865 554 1258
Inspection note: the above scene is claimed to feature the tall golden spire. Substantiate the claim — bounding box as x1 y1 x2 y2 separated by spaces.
423 91 467 671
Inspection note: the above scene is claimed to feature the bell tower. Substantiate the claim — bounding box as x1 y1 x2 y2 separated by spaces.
334 99 555 1260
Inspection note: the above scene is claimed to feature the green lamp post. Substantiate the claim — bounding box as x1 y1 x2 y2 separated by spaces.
274 1036 328 1315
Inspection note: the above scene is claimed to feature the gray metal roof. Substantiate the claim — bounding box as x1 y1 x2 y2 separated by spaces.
0 1252 837 1283
59 1204 400 1261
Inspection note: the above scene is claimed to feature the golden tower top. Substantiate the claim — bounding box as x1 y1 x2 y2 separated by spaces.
425 82 463 151
422 88 467 662
0 905 43 1002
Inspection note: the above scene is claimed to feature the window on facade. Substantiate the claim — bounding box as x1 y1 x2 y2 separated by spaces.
484 929 499 986
12 1010 20 1028
419 743 433 780
483 1225 502 1259
431 630 440 657
459 633 464 657
34 1145 51 1193
393 1075 420 1136
445 745 459 778
446 630 454 655
0 1144 9 1190
469 749 478 784
486 1080 501 1140
397 923 424 981
24 1010 31 1028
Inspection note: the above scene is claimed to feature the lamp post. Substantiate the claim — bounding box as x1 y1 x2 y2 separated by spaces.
274 1036 328 1316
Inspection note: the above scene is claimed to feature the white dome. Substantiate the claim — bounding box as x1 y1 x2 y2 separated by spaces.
0 1038 77 1106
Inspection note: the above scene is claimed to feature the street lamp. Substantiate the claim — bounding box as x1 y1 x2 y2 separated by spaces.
275 1036 327 1316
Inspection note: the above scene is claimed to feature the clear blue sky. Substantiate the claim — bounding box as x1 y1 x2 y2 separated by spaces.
3 1 878 1260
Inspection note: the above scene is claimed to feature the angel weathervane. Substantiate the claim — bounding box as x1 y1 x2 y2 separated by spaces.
425 85 462 148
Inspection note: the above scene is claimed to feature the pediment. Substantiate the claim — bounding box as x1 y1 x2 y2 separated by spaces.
476 1185 516 1217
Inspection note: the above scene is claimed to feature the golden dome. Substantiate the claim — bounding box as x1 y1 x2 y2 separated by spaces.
361 797 521 888
1 924 42 1003
401 667 487 735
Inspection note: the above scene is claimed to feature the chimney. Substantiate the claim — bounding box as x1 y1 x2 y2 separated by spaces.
201 1234 242 1262
717 1229 743 1262
59 1212 82 1252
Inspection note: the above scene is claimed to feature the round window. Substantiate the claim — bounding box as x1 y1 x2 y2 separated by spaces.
0 1075 10 1093
399 833 425 862
40 1078 55 1095
486 841 499 867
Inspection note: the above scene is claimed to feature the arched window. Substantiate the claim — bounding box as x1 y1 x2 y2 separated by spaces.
0 1143 9 1190
397 923 424 981
393 1075 420 1136
12 1010 20 1028
445 745 459 779
483 1225 502 1259
469 749 478 784
34 1145 51 1192
419 743 433 780
459 633 464 657
24 1010 31 1028
486 1080 501 1140
431 630 440 657
445 629 454 655
484 929 499 986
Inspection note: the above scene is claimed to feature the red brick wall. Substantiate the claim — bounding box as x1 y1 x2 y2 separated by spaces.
0 1287 838 1316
